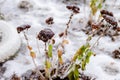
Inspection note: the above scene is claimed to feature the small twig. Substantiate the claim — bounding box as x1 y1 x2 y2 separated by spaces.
61 62 73 79
36 33 41 54
90 24 110 50
64 13 74 37
32 57 46 80
23 31 29 46
23 31 45 80
90 34 103 50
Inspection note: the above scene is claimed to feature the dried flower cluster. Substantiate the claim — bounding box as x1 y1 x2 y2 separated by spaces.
112 49 120 59
17 25 31 33
66 5 80 14
100 10 118 27
100 10 113 17
45 17 54 25
37 28 54 42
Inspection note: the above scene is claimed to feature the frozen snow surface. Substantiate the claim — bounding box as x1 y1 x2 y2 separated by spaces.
0 21 21 62
0 0 120 80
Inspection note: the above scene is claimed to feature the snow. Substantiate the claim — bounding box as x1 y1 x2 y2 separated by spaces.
0 0 120 79
0 21 21 62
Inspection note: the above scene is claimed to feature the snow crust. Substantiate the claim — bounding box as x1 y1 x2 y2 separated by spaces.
0 21 21 62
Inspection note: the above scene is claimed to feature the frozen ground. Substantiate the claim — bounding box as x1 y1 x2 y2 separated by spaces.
0 0 120 80
0 21 21 62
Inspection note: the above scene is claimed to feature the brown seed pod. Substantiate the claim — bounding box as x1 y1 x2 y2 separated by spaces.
100 10 113 17
37 28 54 42
45 17 54 25
17 24 31 33
66 5 80 14
102 15 118 27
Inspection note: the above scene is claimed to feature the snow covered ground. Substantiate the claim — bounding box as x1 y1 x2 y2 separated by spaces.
0 21 21 62
0 0 120 80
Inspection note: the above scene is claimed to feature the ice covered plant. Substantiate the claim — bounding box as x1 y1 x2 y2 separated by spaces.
61 40 94 80
37 28 54 43
57 6 80 63
100 10 120 32
37 28 54 79
17 25 45 80
100 10 117 28
60 10 120 80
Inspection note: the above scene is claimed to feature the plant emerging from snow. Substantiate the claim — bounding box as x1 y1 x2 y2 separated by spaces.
16 3 120 80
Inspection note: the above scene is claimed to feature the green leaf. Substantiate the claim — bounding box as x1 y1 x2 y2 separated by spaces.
45 60 51 69
68 71 74 80
97 3 102 9
74 66 79 79
90 0 103 15
81 60 86 70
48 44 53 58
86 51 93 63
73 43 90 61
68 67 79 80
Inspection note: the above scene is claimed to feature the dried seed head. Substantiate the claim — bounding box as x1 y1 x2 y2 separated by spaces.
102 15 118 27
45 17 54 25
100 10 113 17
59 32 64 37
37 28 54 42
17 24 31 33
112 50 120 59
17 27 24 33
66 5 80 14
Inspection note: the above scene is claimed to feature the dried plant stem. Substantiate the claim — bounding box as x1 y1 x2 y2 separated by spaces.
23 31 29 46
44 42 48 61
64 13 74 37
90 25 110 50
23 32 45 80
61 62 74 79
90 34 103 50
32 58 46 80
36 36 41 54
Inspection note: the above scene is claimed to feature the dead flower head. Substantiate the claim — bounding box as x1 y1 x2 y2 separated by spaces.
66 5 80 14
37 28 55 42
17 24 31 33
45 17 54 25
